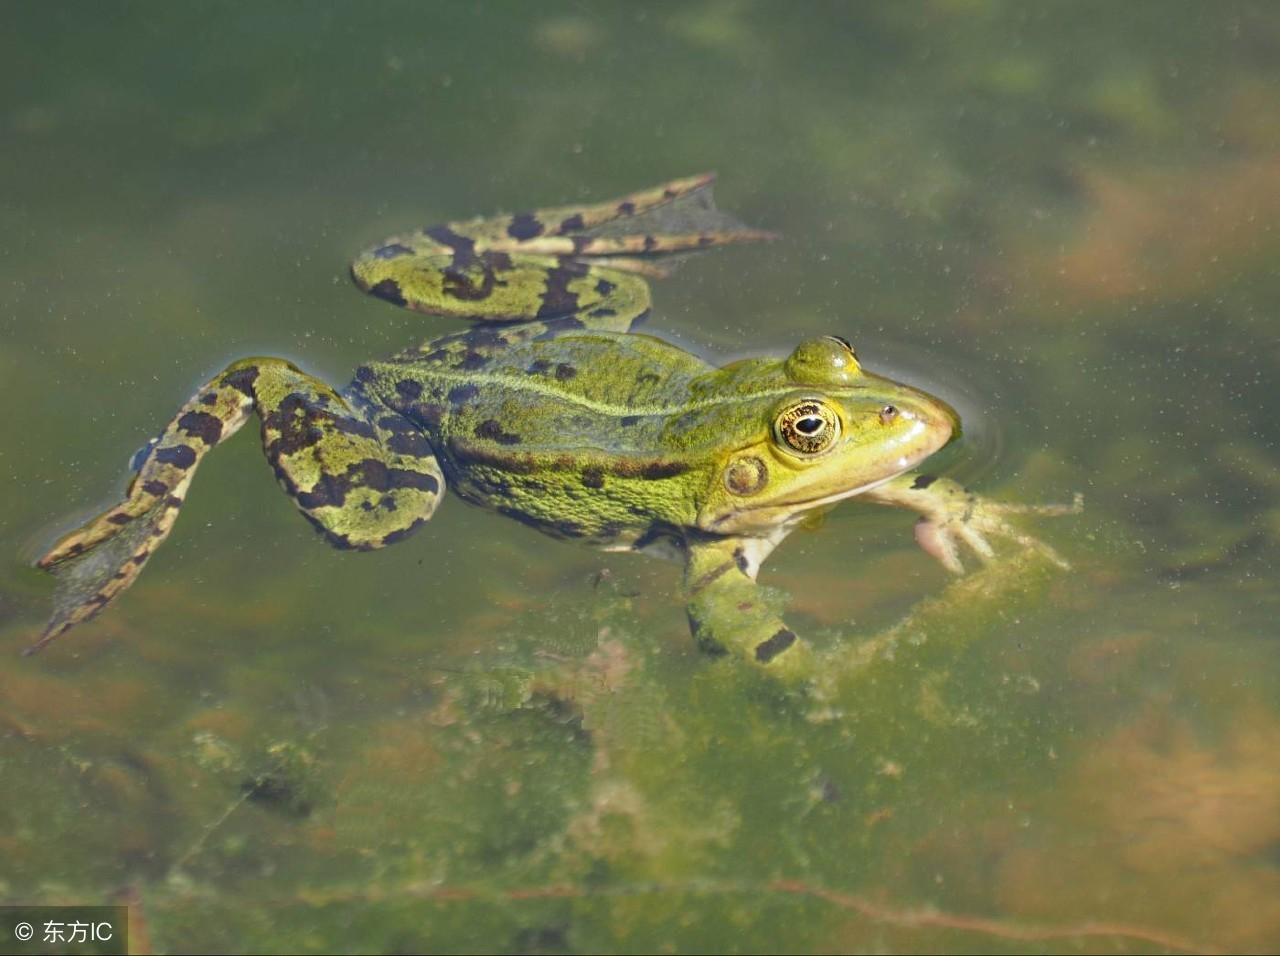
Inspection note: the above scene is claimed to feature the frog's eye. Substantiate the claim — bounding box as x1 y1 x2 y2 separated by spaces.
774 400 841 456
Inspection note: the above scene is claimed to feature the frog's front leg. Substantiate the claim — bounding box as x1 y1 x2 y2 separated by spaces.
32 358 443 652
862 473 1083 573
683 537 813 681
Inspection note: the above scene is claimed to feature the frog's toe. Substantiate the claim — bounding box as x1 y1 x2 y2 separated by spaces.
28 496 174 654
967 508 1073 571
913 517 966 574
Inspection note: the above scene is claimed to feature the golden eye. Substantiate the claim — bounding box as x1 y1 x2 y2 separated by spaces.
774 400 841 456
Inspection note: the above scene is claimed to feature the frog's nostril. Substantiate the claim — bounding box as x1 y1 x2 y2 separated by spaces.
878 405 899 425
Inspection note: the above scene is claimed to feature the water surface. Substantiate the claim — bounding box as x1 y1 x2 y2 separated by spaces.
3 3 1279 952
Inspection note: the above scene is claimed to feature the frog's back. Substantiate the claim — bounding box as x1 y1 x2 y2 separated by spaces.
365 327 716 455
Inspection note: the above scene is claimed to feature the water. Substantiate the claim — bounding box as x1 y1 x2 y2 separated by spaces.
3 2 1279 952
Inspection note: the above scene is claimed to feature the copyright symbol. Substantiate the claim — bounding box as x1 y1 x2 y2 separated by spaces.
14 922 33 941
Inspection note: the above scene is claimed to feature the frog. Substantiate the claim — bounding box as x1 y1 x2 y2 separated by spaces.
31 174 1079 676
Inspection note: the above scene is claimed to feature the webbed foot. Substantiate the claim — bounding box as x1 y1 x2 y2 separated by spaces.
865 473 1083 573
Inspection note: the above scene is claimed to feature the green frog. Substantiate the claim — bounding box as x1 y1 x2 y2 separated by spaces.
32 175 1078 676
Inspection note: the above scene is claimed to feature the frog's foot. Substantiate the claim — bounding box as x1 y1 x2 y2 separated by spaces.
683 537 814 682
863 473 1083 574
32 358 443 652
351 174 775 332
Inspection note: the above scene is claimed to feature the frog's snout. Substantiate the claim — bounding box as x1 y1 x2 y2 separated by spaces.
889 393 959 463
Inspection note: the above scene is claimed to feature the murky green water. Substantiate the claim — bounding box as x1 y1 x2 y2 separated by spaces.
3 2 1279 952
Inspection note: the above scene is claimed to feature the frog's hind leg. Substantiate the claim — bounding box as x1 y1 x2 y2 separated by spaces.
351 174 776 332
32 359 443 652
354 249 658 333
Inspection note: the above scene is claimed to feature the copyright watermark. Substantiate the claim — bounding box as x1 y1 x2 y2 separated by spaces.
1 907 126 955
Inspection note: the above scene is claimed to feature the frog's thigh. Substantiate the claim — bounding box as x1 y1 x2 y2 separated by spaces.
226 360 444 548
683 539 812 680
352 251 650 332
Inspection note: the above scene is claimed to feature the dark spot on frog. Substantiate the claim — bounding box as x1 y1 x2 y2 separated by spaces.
177 410 223 446
595 278 616 296
387 429 432 456
142 480 168 497
222 365 260 397
106 513 132 526
154 445 197 469
329 413 378 441
395 379 423 400
698 235 714 246
457 351 489 371
911 474 938 490
818 776 842 803
506 213 544 241
353 365 375 383
588 307 617 318
631 522 676 553
733 546 749 573
642 235 657 252
620 415 641 427
687 612 728 658
558 212 585 232
536 272 581 320
368 278 407 307
581 466 605 489
754 628 797 663
199 392 218 406
475 419 521 445
370 242 413 260
485 251 514 271
410 401 446 428
618 201 636 215
442 262 503 302
424 224 477 261
554 363 577 381
294 458 439 510
527 358 552 375
618 459 689 480
448 384 479 405
462 326 506 350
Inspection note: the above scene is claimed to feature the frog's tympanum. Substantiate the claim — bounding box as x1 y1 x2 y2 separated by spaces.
33 176 1078 675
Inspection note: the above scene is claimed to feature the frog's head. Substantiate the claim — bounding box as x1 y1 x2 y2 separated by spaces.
697 336 958 535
